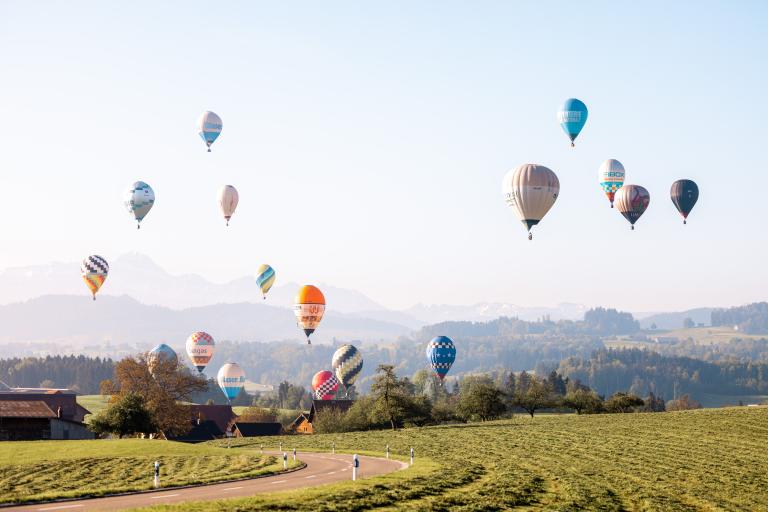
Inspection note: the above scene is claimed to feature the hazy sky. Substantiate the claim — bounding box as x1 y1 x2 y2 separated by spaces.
1 1 766 312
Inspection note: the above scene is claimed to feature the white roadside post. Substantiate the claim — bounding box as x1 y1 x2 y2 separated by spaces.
332 441 335 454
293 448 297 462
260 443 263 455
410 447 414 466
153 460 160 488
386 444 390 459
352 454 359 481
283 452 288 469
279 441 283 453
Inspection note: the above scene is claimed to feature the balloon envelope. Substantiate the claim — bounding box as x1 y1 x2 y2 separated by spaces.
598 159 625 207
217 362 246 401
197 111 222 151
294 285 326 343
615 184 650 229
148 344 178 374
502 164 560 238
218 185 239 225
670 179 699 223
186 331 215 373
124 181 155 227
426 336 456 381
81 255 108 299
255 264 276 299
557 98 588 146
332 344 363 389
311 370 339 400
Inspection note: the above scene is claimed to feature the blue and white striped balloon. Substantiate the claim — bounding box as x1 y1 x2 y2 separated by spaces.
217 362 246 402
197 111 222 152
426 336 456 381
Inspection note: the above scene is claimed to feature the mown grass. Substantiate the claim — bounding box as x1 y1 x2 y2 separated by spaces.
0 439 299 504
144 406 768 511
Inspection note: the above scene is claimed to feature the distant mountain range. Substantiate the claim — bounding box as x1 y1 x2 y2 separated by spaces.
0 254 724 351
0 253 596 327
0 295 411 348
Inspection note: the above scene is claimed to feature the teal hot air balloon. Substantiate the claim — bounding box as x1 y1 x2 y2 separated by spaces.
147 344 178 375
557 98 588 147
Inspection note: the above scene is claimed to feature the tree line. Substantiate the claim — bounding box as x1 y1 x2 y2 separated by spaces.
308 364 703 434
557 347 768 398
0 355 114 393
711 302 768 334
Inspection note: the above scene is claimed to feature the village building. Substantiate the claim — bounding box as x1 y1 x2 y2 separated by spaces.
289 399 354 434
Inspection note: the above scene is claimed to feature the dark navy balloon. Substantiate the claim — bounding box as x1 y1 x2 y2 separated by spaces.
557 98 588 147
670 179 699 224
426 336 456 381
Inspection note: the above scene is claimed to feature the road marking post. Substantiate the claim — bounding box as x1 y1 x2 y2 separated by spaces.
279 441 283 453
283 452 288 469
332 441 335 454
410 447 414 466
352 454 359 481
386 444 390 459
293 447 297 461
153 460 160 488
260 443 263 454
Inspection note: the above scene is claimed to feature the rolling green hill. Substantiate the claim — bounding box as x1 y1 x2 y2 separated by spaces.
165 406 768 511
0 439 297 504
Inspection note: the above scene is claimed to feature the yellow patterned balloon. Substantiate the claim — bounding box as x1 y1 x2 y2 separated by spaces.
255 264 275 299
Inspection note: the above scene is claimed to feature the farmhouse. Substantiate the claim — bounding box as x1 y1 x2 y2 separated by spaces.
233 422 283 437
0 384 94 440
289 399 354 434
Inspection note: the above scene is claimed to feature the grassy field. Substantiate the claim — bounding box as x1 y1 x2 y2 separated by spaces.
141 406 768 511
0 439 300 504
77 394 112 421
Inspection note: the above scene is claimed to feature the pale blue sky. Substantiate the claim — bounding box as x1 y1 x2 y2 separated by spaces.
0 1 766 311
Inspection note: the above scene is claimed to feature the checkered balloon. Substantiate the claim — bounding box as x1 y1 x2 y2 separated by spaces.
311 370 339 400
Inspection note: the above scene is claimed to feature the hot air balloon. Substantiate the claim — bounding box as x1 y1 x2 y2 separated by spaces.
557 98 588 146
670 179 699 224
217 362 246 402
598 159 626 208
615 184 650 230
186 331 215 373
197 111 222 152
311 370 339 400
81 255 108 300
148 344 178 375
502 164 560 240
294 285 325 344
332 344 363 393
218 185 239 226
255 264 275 299
426 336 456 381
124 181 155 229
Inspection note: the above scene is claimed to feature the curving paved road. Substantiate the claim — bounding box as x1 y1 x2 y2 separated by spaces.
6 452 407 512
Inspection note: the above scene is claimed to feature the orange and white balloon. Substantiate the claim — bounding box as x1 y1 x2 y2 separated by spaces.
294 285 326 344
